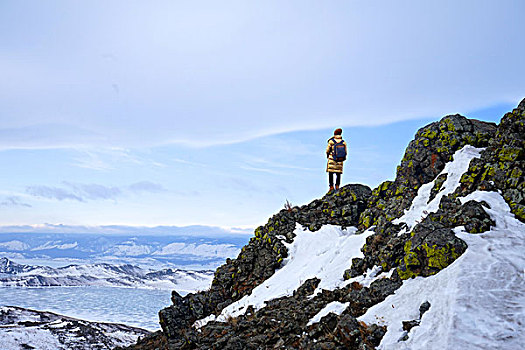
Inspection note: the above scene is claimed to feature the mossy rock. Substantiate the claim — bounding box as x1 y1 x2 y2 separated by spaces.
397 228 467 280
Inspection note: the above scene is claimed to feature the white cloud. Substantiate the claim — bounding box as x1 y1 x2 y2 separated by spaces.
71 148 159 171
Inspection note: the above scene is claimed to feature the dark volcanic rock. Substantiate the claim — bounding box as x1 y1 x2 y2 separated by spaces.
456 101 525 222
156 184 373 345
296 184 372 231
419 301 431 318
184 275 398 350
358 114 496 231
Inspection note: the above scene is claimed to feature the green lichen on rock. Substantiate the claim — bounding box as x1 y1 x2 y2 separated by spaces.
498 145 524 162
421 129 438 139
359 213 373 229
422 243 460 271
397 229 467 280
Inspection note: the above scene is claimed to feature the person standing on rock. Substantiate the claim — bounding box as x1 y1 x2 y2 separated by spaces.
326 128 347 193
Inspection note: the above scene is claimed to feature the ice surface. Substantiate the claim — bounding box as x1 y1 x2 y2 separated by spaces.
194 224 372 328
0 286 170 330
394 145 484 233
359 191 525 349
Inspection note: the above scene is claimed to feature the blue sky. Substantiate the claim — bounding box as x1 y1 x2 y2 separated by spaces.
0 1 523 230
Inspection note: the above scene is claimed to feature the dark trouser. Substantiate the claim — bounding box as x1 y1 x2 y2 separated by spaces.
329 172 341 187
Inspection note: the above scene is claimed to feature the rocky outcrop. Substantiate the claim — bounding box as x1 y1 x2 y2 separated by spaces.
357 114 497 231
456 99 525 221
129 99 524 349
345 114 499 281
157 184 372 345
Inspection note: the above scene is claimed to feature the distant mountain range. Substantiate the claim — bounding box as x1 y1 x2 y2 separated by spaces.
0 257 213 290
0 229 250 269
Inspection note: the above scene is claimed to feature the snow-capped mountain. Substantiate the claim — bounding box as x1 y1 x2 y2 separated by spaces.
128 100 524 349
0 258 213 291
0 230 250 269
0 306 150 350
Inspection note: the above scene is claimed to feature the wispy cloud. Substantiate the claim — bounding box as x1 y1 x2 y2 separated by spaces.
239 166 286 175
72 150 114 171
221 176 289 197
26 185 84 201
63 182 122 200
72 148 166 171
247 157 317 172
172 158 207 167
25 180 166 202
0 196 32 208
128 181 166 193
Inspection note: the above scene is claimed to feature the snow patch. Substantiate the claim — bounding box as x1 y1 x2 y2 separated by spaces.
307 301 350 326
343 266 394 289
0 326 63 350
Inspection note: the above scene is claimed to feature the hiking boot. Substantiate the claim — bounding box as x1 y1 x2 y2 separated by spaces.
335 185 340 191
328 185 334 194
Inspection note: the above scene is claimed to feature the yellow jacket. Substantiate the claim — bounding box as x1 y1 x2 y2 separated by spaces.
326 135 347 173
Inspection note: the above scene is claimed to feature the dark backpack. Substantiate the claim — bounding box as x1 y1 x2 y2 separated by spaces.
331 138 347 161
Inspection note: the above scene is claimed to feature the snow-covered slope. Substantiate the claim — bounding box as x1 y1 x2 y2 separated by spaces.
0 258 213 291
0 306 149 350
192 183 523 348
195 225 373 327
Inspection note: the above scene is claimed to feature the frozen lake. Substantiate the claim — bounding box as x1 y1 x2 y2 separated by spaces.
0 286 174 331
